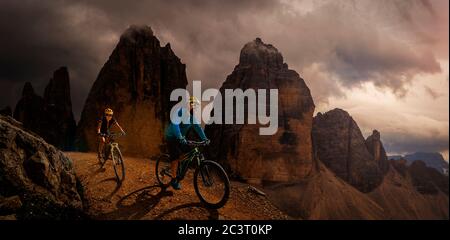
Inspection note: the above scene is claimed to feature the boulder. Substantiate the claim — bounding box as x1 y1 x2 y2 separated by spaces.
0 106 12 117
0 115 84 219
0 195 22 215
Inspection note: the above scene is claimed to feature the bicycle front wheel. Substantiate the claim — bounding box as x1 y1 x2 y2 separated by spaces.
194 160 230 209
111 147 125 182
98 144 107 167
98 153 106 167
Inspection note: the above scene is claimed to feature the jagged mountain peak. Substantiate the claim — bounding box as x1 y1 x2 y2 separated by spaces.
44 66 72 106
316 108 351 118
13 67 76 150
206 38 315 183
312 107 386 192
239 38 284 68
22 82 35 97
76 25 187 156
120 25 154 43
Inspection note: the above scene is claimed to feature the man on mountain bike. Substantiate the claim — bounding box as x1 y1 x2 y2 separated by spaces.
165 96 209 190
97 108 126 160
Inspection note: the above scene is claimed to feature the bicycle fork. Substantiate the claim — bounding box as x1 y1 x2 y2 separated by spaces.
200 165 214 187
110 143 121 164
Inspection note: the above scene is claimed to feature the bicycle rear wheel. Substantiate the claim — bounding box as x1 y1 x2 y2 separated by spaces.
194 160 230 209
155 154 172 187
112 147 125 182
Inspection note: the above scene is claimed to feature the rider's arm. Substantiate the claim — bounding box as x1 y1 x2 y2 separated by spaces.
97 119 102 134
114 121 125 133
190 114 207 141
173 108 185 140
193 122 207 141
171 123 183 140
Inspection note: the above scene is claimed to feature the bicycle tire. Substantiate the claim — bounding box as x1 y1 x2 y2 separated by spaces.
112 146 125 182
155 154 172 187
98 144 107 166
98 154 106 167
194 160 230 209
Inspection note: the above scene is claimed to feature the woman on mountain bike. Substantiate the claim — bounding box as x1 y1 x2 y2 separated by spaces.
164 96 210 190
97 108 126 160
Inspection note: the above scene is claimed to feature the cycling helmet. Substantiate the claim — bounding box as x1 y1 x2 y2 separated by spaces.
189 96 200 105
104 108 114 115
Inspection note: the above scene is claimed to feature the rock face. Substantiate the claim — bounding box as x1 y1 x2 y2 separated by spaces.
13 82 46 134
408 160 449 195
0 106 12 117
264 157 448 220
13 67 76 150
0 115 84 219
205 38 315 183
76 25 188 157
365 130 390 173
264 161 388 220
312 109 384 192
390 159 409 176
43 67 77 150
368 161 449 219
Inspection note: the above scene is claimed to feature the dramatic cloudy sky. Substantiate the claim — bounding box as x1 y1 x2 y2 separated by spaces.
0 0 448 159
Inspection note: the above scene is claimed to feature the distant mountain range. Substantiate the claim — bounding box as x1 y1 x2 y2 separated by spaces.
389 152 449 175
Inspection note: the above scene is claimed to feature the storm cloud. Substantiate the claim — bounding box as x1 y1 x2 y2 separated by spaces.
0 0 448 157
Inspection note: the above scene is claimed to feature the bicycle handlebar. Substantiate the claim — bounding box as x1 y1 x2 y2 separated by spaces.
99 132 126 138
186 140 210 147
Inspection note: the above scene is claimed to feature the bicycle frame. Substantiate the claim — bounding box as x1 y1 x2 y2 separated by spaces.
155 140 230 209
176 147 203 180
108 142 119 155
100 133 122 160
102 140 115 158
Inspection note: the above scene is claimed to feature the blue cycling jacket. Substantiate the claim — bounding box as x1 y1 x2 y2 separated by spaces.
164 108 207 141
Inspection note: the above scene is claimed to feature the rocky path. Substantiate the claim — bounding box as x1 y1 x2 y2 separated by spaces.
66 152 290 220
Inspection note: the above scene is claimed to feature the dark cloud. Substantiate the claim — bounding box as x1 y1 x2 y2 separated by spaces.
0 0 117 119
1 0 446 113
382 132 449 155
0 0 279 118
266 0 444 97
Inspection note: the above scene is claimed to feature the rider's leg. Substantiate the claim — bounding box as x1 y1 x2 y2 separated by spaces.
171 159 179 179
170 158 182 190
167 139 183 190
98 136 105 159
168 139 182 179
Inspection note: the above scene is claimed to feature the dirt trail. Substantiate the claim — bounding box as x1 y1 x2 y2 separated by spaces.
66 152 290 220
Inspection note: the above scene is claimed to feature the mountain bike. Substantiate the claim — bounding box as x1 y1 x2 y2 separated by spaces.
98 132 126 182
154 140 230 209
